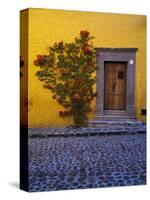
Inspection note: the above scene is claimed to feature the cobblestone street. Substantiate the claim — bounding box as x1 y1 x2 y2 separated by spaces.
28 133 146 192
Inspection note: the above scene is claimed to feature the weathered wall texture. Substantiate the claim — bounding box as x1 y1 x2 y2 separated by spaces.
20 8 146 127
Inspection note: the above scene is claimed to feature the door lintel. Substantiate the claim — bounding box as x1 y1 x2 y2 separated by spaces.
95 48 138 52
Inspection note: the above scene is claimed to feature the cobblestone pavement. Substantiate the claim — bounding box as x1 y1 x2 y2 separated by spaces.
28 133 146 192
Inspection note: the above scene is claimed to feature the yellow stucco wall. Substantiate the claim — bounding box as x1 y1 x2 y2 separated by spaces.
20 8 146 127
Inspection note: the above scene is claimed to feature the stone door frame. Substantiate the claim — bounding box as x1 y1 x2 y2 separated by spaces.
94 48 137 119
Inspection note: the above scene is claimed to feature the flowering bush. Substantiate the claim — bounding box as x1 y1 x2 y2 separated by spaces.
34 30 96 127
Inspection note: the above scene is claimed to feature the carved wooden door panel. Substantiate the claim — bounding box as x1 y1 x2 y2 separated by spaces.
104 62 127 110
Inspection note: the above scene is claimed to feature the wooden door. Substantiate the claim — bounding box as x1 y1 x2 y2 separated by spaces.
104 62 127 110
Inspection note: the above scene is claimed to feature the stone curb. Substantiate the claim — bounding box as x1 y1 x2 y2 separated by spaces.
28 127 146 138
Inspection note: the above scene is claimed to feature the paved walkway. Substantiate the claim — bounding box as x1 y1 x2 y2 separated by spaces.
28 133 146 192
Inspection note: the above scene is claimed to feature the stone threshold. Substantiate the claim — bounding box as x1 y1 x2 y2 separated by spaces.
88 119 144 127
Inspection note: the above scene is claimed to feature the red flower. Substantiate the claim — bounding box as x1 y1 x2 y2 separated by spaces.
36 55 46 66
59 111 64 117
58 41 64 50
72 94 80 103
81 43 89 50
57 97 63 104
83 47 92 55
58 41 63 46
80 30 90 37
37 55 43 59
43 84 53 89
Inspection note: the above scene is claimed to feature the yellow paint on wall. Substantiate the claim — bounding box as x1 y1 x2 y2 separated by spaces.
20 8 146 127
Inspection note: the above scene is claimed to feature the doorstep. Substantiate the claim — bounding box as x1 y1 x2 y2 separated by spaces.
27 124 146 138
